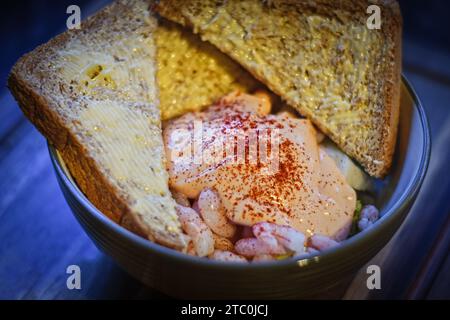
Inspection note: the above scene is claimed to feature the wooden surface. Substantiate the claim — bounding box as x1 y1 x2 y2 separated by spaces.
0 0 449 300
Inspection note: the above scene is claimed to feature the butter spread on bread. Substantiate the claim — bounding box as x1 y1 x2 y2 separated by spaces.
156 19 259 120
8 0 187 249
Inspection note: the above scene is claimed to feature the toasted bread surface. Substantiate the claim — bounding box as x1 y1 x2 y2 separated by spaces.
156 19 259 120
8 0 187 249
157 0 402 177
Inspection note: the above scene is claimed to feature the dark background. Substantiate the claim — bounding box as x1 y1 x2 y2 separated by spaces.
0 0 449 299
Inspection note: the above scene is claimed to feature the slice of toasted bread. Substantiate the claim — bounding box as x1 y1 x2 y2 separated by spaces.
156 0 402 177
156 19 259 120
8 0 187 249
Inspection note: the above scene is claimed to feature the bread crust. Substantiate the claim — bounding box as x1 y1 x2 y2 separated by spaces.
378 0 402 177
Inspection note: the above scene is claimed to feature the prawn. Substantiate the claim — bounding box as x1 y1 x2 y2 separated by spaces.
235 222 306 257
176 205 215 257
253 222 306 255
235 237 286 257
358 205 380 231
212 233 234 251
196 188 237 238
309 234 340 251
210 250 248 263
253 90 272 115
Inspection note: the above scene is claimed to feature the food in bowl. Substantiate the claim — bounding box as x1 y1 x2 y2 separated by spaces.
163 91 380 261
8 0 401 263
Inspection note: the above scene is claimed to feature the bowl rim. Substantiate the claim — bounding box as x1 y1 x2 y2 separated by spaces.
48 75 431 271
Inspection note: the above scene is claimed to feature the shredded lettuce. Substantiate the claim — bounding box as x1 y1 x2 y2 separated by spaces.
350 200 363 236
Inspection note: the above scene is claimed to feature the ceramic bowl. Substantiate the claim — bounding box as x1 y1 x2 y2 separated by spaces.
49 76 430 299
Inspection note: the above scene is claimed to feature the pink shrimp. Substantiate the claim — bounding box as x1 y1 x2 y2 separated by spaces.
235 222 306 257
175 205 215 257
253 222 306 255
309 234 340 251
212 233 234 251
235 237 287 257
210 250 248 263
196 188 237 238
358 205 380 231
253 90 272 115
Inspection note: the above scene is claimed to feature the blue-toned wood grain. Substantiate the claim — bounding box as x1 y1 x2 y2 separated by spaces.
0 0 168 300
0 120 167 300
427 252 450 300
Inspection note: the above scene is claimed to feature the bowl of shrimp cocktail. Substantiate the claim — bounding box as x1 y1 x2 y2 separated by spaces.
50 78 430 298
